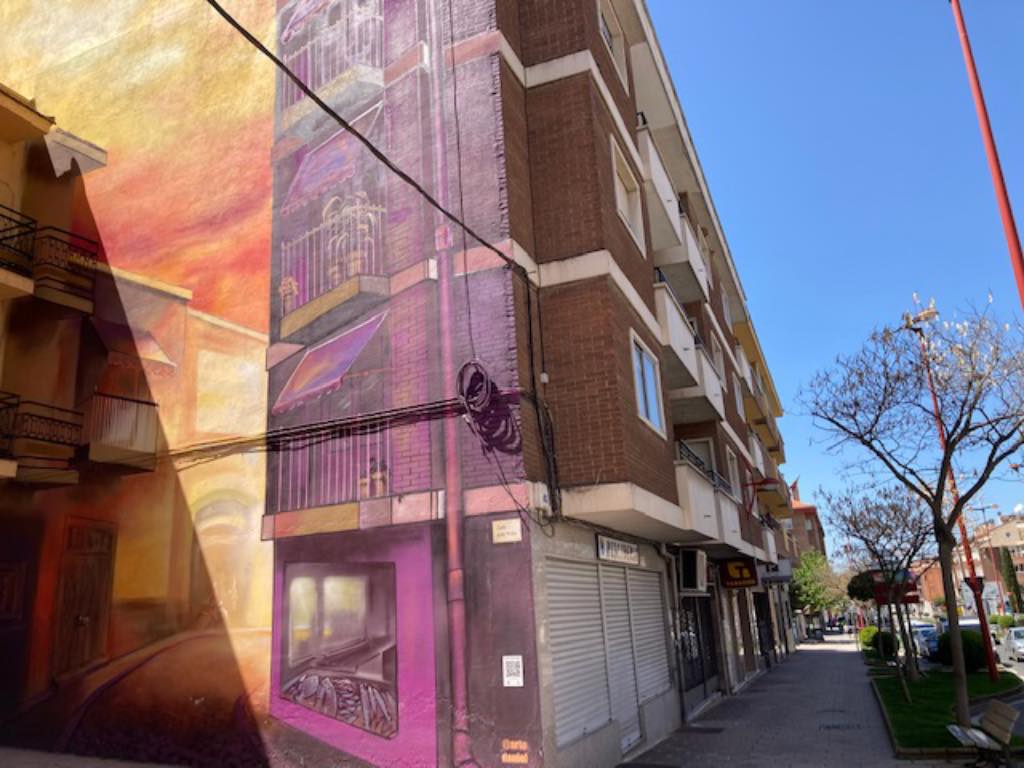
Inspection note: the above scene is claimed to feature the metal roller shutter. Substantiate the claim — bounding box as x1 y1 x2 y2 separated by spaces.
546 559 611 747
599 566 642 751
628 569 672 702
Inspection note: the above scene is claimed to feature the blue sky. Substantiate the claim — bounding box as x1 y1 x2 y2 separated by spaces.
648 1 1024 549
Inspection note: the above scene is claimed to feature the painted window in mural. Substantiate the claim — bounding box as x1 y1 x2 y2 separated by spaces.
280 562 397 738
279 0 384 112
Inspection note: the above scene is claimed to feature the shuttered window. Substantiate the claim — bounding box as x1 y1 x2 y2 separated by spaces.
546 559 611 747
628 568 672 702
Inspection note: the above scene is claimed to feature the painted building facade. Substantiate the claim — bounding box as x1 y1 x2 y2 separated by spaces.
1 2 796 767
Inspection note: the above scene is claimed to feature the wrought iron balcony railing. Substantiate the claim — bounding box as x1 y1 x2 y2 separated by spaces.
0 397 83 450
33 227 99 300
0 203 36 276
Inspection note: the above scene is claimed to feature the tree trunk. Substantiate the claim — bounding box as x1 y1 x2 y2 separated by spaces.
894 596 920 681
939 534 971 725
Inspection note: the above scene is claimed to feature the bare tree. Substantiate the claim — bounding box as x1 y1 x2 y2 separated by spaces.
803 302 1024 724
824 485 934 682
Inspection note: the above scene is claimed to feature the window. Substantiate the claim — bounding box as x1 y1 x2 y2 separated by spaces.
598 0 629 90
733 372 744 415
612 138 645 251
725 448 740 498
722 290 733 330
684 439 714 472
631 333 664 435
711 336 724 380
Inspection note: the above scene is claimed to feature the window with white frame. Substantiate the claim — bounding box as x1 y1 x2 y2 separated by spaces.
733 372 744 415
631 333 664 435
612 138 645 251
598 0 629 90
710 336 724 380
725 448 740 498
721 290 733 330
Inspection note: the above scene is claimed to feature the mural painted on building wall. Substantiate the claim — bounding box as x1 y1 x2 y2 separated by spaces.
0 0 542 766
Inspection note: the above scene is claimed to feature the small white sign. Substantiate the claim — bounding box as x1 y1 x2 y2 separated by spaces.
492 518 522 544
502 655 524 687
597 534 640 565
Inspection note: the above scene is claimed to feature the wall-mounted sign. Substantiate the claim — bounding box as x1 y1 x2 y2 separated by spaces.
596 535 640 565
758 558 793 584
719 557 759 589
502 655 524 687
492 518 522 544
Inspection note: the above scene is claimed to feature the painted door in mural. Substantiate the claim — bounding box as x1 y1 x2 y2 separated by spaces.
599 566 641 752
54 521 115 678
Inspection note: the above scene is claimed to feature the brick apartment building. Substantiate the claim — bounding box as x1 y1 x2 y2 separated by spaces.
785 481 826 560
2 2 797 767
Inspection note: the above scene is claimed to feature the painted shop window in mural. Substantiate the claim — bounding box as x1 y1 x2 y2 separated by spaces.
279 0 384 112
281 562 397 738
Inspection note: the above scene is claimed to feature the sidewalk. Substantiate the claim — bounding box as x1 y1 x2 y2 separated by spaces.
622 635 968 768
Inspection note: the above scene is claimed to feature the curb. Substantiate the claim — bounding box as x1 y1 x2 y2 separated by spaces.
869 677 1024 760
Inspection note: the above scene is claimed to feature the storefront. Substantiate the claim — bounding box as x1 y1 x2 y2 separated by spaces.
676 549 722 717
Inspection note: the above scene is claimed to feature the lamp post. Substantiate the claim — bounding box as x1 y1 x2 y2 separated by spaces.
947 0 1024 311
904 307 999 680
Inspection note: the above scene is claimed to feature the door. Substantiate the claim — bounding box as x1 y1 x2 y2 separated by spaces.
753 591 775 667
599 566 642 752
680 595 720 712
54 520 115 678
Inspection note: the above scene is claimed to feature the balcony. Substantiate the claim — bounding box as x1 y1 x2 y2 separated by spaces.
33 227 98 313
673 443 720 542
278 0 384 133
763 526 779 565
278 197 389 340
653 271 698 389
714 483 747 555
0 395 82 485
0 204 35 299
637 126 682 252
667 343 725 424
81 393 159 472
653 212 710 304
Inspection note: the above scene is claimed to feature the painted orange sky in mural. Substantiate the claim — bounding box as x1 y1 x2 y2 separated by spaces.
1 0 277 331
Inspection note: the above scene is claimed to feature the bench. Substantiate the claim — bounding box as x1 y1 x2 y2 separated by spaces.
947 698 1019 767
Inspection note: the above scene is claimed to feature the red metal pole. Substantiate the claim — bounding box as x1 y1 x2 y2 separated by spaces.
949 0 1024 311
917 331 999 680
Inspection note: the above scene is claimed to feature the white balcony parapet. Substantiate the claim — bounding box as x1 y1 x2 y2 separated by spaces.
653 213 710 303
653 278 699 389
674 454 720 541
675 345 725 420
637 126 681 252
716 490 744 551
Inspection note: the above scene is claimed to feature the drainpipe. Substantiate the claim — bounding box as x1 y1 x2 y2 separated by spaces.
427 1 478 765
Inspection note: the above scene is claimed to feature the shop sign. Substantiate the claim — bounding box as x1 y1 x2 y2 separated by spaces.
492 518 522 544
719 557 759 588
596 535 639 565
758 558 793 583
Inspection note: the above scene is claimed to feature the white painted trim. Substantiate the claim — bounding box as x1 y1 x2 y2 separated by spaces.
610 134 646 254
523 50 644 173
188 308 268 342
497 32 526 83
560 481 679 526
537 249 659 341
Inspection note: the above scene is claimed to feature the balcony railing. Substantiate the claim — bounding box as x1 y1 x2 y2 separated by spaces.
270 418 393 514
33 227 99 302
82 393 159 457
279 196 386 316
0 392 18 447
1 397 83 449
279 1 384 112
0 203 35 275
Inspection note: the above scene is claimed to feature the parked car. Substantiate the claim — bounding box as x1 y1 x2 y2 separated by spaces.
913 626 939 658
1006 627 1024 662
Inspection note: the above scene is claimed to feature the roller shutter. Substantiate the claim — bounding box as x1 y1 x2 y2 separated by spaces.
546 559 611 747
599 566 642 751
628 568 672 702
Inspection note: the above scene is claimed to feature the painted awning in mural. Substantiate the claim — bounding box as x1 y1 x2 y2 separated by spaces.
282 103 382 213
272 311 386 414
280 0 330 44
91 317 176 375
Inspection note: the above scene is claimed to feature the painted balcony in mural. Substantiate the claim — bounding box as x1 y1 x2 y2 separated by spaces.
0 203 35 299
0 394 83 485
277 0 385 133
33 227 99 314
80 392 159 472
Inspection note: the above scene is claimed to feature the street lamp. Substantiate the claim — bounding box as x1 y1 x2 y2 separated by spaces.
903 307 1000 680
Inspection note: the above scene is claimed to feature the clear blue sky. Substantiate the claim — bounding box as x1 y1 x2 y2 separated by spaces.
648 1 1024 549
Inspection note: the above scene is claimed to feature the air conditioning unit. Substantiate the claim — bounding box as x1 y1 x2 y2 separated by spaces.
678 549 708 594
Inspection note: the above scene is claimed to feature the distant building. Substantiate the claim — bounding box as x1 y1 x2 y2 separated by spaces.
783 481 826 560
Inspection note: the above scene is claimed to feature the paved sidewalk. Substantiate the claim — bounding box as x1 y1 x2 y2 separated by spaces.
623 635 968 768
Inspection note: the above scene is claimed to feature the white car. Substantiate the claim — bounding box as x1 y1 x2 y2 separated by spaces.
1007 627 1024 662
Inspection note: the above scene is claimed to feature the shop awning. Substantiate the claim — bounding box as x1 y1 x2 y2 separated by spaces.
282 103 381 212
91 317 175 374
272 311 385 414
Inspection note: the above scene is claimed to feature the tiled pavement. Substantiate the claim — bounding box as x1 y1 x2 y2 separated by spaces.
623 635 971 768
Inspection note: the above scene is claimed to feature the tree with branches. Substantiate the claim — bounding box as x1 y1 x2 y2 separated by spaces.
803 302 1024 724
824 485 934 681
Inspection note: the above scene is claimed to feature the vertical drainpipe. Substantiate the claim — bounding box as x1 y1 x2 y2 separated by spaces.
427 0 478 765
